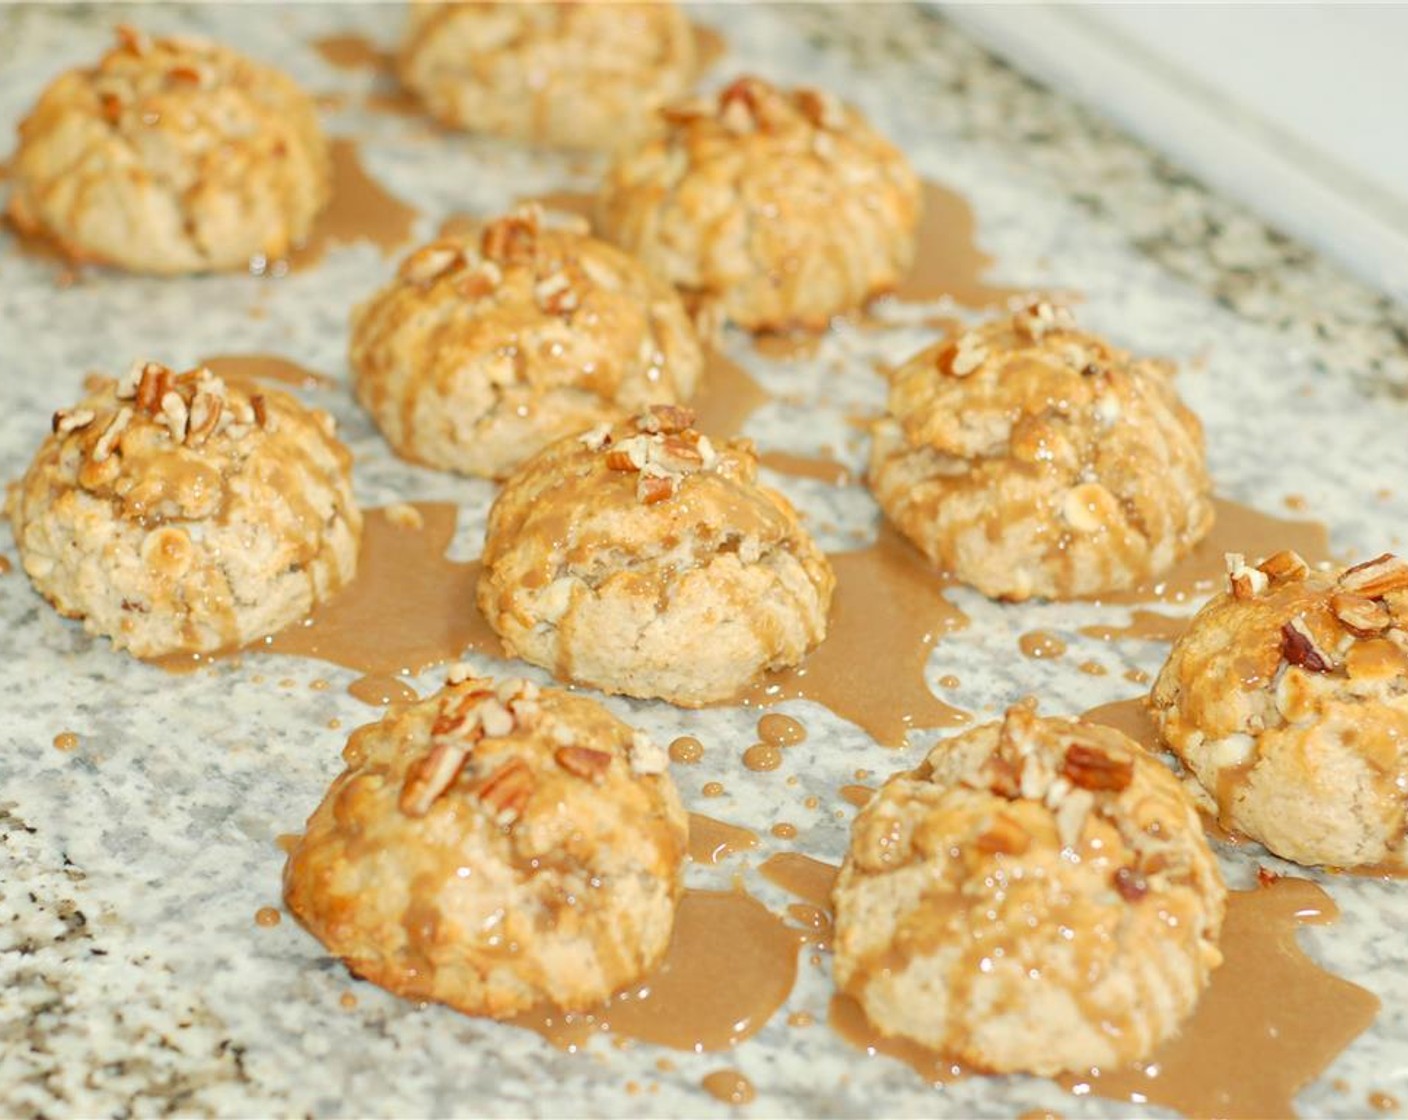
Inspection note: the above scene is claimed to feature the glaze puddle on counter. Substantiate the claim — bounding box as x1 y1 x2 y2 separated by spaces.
261 503 503 700
512 888 803 1053
738 526 971 747
284 138 418 271
199 353 337 391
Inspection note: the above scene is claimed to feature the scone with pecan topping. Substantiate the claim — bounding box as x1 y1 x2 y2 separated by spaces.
351 206 702 480
1152 550 1408 869
477 406 834 706
598 75 921 332
7 27 329 274
833 707 1225 1076
284 671 687 1017
8 362 360 658
397 2 697 151
869 303 1214 601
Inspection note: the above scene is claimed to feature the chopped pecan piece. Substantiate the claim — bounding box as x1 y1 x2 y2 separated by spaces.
1338 554 1408 598
555 745 612 781
1061 743 1133 793
1331 592 1391 635
640 404 695 435
400 741 470 818
476 757 535 823
52 408 96 436
1112 866 1148 902
1281 617 1333 672
1225 552 1268 600
134 364 172 413
637 472 676 505
1257 549 1309 583
480 209 538 266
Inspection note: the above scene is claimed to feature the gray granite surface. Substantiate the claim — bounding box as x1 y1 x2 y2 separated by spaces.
1 4 1407 1117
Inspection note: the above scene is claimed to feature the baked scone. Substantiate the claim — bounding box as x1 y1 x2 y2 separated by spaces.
350 206 703 480
477 406 834 706
832 707 1225 1076
1152 550 1408 869
869 303 1214 601
284 671 687 1017
396 2 697 151
598 75 921 332
7 362 360 658
7 26 330 274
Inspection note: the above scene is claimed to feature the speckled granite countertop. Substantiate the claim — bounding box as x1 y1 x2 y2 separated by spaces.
2 4 1407 1118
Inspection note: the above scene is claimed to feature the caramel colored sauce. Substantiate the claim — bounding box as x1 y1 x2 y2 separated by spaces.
787 1010 815 1029
339 991 358 1011
1079 697 1159 751
742 743 783 772
52 731 79 752
1018 630 1067 660
758 713 806 747
828 993 968 1085
1062 877 1380 1120
199 353 337 391
687 813 759 865
758 852 838 911
0 555 11 575
1100 497 1330 607
514 889 803 1053
668 736 704 764
751 332 823 363
756 450 854 486
738 526 970 747
839 784 875 809
691 350 771 440
346 673 418 706
890 180 1031 309
1369 1090 1400 1112
701 1069 755 1106
275 833 301 855
311 33 389 71
286 139 418 271
771 823 798 840
1080 609 1186 643
254 906 282 928
701 781 725 798
1078 660 1108 676
693 24 727 72
263 503 503 700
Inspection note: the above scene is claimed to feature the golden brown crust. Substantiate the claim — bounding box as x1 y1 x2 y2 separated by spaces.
598 75 921 332
476 406 835 706
284 673 687 1017
8 362 360 657
868 303 1214 600
397 2 697 151
832 708 1225 1075
1152 552 1408 868
350 207 703 479
7 27 329 274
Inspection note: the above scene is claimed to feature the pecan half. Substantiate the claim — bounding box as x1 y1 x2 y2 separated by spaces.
555 745 612 781
1339 554 1408 599
1257 549 1309 584
1281 617 1333 672
1061 743 1133 793
1331 592 1391 636
400 741 470 818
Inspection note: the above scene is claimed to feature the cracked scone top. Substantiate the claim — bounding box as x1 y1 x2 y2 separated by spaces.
283 672 687 1018
396 2 697 151
868 303 1214 601
1152 550 1408 869
477 406 835 706
832 707 1225 1076
8 362 360 658
350 206 703 480
598 75 921 332
7 27 330 274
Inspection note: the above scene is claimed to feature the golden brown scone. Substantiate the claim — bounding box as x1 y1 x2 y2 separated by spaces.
598 75 921 332
396 2 697 151
7 27 329 274
1152 550 1408 869
868 303 1214 601
832 707 1225 1076
7 362 360 658
284 671 687 1018
350 206 703 480
477 406 835 706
